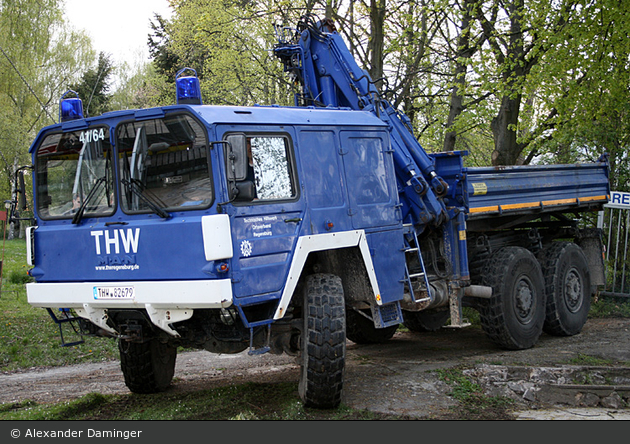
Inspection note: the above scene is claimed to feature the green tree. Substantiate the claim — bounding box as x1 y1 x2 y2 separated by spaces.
148 12 181 82
438 0 630 171
111 59 164 111
0 0 93 236
69 52 115 117
527 0 630 189
145 0 630 177
147 0 298 107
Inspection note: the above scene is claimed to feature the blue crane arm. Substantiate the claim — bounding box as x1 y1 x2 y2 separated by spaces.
274 17 451 229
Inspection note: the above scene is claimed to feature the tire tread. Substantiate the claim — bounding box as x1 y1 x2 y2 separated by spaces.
300 274 346 409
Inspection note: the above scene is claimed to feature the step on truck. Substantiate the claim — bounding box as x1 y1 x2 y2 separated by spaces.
12 15 609 408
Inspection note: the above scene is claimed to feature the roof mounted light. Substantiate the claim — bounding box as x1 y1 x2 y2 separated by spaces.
176 68 202 105
59 90 84 122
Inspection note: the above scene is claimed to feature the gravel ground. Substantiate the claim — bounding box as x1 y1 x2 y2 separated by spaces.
1 317 629 419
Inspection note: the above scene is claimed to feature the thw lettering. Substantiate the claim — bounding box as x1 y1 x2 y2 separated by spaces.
91 229 140 255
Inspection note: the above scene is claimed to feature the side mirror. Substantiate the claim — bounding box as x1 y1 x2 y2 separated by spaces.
225 134 248 181
234 180 256 201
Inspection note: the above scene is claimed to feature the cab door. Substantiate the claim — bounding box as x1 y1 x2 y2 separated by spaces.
340 130 399 229
217 126 306 303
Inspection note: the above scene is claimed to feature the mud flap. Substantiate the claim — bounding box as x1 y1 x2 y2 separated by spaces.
371 301 403 328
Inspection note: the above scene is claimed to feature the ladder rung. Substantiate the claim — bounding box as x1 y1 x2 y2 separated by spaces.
403 227 432 305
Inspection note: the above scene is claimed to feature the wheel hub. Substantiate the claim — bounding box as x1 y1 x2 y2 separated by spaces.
515 278 534 322
564 268 583 313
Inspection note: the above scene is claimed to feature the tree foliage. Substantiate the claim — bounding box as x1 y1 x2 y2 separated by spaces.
148 0 302 106
69 52 115 118
4 0 627 214
145 0 630 182
528 0 630 190
0 0 93 234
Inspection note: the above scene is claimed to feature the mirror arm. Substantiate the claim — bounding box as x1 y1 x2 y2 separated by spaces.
211 140 238 205
7 165 35 225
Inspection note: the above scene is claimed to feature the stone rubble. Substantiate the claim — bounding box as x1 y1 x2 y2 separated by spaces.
464 364 630 409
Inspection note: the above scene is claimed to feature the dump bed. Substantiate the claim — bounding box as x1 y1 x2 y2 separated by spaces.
465 160 609 221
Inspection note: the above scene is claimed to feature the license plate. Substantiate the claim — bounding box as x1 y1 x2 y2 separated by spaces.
93 286 135 300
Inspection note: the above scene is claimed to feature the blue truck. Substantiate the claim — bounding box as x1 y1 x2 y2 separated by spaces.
11 16 609 408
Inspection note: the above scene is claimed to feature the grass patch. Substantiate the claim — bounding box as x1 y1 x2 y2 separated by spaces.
462 307 481 327
0 239 118 372
589 296 630 318
567 353 615 367
0 382 397 421
435 367 515 420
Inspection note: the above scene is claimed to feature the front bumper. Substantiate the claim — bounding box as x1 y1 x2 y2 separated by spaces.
27 279 233 337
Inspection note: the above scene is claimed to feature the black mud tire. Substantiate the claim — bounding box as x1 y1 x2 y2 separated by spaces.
119 338 177 394
346 308 398 344
402 308 450 332
538 242 591 337
299 273 346 409
477 246 546 350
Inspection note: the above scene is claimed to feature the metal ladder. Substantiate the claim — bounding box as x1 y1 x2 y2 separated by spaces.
401 224 432 304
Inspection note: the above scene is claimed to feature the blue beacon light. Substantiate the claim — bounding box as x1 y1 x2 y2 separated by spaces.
176 68 202 105
59 90 84 122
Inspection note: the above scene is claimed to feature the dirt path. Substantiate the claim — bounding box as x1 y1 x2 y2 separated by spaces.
2 317 630 418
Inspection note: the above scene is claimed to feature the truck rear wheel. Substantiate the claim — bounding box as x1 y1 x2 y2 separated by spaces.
346 308 398 344
538 242 591 336
299 273 345 409
477 246 545 350
119 338 177 394
402 308 450 332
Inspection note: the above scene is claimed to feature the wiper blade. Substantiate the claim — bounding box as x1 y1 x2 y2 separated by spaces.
122 179 170 219
72 177 105 224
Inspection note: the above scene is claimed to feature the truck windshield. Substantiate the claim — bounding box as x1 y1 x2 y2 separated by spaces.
117 114 212 213
35 127 115 220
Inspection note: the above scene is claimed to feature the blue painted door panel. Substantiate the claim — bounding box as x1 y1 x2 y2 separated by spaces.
298 129 351 234
230 209 303 298
216 125 306 299
340 131 399 229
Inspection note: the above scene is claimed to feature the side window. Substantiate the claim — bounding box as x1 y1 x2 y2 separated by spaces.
239 135 296 201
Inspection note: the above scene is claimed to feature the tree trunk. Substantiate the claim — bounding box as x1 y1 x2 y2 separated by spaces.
443 0 476 152
490 0 527 166
491 94 524 165
395 0 428 117
325 0 334 19
368 0 386 92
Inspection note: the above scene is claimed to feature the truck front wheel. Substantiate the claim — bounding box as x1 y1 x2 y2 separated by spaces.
299 273 346 409
119 338 177 394
477 247 546 350
538 242 591 336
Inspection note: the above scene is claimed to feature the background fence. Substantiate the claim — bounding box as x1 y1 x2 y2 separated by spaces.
597 191 630 298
